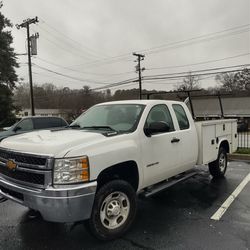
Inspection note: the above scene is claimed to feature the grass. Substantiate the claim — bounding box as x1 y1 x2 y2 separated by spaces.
236 148 250 155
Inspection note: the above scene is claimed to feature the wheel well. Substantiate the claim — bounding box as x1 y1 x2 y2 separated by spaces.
97 161 139 191
220 140 229 153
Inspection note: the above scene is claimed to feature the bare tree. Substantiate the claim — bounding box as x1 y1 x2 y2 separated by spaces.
175 72 200 91
215 69 249 92
234 68 250 90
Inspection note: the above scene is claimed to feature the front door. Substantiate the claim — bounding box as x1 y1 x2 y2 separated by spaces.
140 104 181 187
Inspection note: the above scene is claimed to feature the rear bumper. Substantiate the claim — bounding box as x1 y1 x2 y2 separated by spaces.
0 176 96 222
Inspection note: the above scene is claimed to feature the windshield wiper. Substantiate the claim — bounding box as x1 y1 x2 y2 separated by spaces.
81 126 117 132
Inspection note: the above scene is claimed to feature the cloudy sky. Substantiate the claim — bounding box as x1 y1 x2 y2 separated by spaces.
2 0 250 91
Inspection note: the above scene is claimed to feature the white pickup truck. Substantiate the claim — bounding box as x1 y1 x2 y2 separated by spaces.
0 100 237 240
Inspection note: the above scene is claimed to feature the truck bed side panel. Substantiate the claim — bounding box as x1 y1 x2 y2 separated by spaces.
195 119 237 165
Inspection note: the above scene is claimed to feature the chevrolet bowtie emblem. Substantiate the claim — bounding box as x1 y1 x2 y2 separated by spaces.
6 160 17 171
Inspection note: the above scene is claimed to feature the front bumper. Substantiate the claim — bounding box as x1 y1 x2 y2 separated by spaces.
0 176 97 223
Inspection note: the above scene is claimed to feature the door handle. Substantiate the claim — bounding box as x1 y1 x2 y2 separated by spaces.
171 137 180 143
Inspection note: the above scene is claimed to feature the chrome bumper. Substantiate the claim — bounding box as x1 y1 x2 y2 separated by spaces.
0 177 97 222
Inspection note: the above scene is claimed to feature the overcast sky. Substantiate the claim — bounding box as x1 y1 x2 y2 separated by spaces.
2 0 250 91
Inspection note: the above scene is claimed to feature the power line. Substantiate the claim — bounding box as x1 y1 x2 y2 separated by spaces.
33 71 84 84
143 75 214 84
154 28 249 55
143 68 250 81
146 52 250 71
140 24 250 55
30 23 250 70
39 17 107 59
36 24 100 61
143 63 250 78
32 63 110 85
92 78 138 91
34 28 133 68
69 55 133 69
108 82 138 90
69 25 249 68
66 24 250 69
92 67 249 91
34 56 135 77
32 53 249 84
33 27 94 61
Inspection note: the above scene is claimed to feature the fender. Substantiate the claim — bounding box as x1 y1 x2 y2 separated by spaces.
218 138 230 153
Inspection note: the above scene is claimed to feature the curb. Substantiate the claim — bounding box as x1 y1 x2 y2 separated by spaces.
228 153 250 162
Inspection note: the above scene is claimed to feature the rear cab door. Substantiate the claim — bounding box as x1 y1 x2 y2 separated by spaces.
171 103 198 172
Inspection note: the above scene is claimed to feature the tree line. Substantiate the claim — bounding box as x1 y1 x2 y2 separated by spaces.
13 67 250 120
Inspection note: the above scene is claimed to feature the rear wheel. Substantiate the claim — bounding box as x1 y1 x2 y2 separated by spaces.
209 147 228 178
85 180 137 240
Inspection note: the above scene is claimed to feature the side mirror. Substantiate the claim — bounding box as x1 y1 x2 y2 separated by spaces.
13 126 21 132
144 121 170 137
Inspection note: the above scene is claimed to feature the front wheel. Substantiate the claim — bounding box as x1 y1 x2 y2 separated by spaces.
209 147 228 178
85 180 137 240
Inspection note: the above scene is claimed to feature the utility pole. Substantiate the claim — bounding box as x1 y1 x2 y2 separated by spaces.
133 53 145 99
16 17 39 116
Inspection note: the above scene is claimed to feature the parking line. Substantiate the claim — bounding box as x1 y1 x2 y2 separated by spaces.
211 172 250 221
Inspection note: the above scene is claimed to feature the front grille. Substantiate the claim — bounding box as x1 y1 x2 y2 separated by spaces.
0 166 44 185
0 185 24 201
0 149 47 166
0 148 50 187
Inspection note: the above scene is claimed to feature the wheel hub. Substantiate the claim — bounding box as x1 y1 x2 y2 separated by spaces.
107 200 121 217
219 153 226 172
100 191 130 230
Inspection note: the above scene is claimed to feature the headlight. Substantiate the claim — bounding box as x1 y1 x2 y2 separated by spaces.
53 156 89 184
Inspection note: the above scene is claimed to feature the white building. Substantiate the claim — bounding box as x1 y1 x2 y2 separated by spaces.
18 109 70 118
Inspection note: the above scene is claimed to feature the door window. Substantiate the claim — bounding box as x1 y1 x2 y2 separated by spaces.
172 104 190 130
145 104 174 132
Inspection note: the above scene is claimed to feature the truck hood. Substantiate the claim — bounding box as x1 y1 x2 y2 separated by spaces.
0 129 107 157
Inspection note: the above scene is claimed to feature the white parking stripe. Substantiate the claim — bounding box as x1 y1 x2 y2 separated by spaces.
211 172 250 221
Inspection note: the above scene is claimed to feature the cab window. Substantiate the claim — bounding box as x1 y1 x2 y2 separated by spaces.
145 104 175 132
172 104 190 130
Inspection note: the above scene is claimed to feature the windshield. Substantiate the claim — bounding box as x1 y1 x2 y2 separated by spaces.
70 104 145 133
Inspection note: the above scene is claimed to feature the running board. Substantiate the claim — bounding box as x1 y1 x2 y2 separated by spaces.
142 171 197 198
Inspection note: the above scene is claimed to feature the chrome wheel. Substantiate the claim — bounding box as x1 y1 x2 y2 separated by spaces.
219 152 226 172
100 191 130 230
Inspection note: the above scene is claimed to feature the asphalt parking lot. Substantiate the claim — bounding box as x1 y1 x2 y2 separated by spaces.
0 161 249 250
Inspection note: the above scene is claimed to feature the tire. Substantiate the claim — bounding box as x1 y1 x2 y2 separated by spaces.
209 147 228 178
85 180 137 240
